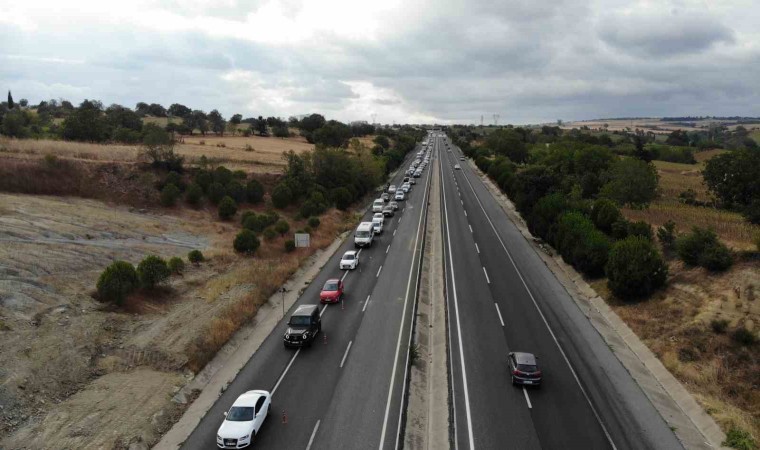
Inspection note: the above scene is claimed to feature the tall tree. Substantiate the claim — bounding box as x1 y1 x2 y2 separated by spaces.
7 91 14 109
208 109 225 135
168 103 192 118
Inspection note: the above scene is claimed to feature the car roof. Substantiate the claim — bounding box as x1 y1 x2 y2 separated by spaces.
325 278 340 283
512 352 537 365
343 250 357 257
293 304 319 316
232 390 269 407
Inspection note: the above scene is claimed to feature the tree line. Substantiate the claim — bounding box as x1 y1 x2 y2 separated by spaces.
0 92 377 148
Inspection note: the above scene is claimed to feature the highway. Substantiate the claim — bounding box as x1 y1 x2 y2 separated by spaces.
438 135 683 450
181 140 434 450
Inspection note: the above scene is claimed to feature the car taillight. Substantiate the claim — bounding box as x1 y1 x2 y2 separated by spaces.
512 370 521 376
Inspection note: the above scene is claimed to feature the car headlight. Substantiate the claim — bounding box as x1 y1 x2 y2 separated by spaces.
240 434 250 440
216 435 222 441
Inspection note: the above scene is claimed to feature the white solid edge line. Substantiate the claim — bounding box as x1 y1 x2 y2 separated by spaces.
272 349 300 395
363 294 371 312
440 146 476 450
340 340 353 368
384 139 434 450
457 158 617 450
305 419 321 450
523 387 532 409
483 267 490 284
494 303 505 327
376 265 382 278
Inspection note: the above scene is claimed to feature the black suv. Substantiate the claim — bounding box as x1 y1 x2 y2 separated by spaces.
508 352 542 387
284 305 321 348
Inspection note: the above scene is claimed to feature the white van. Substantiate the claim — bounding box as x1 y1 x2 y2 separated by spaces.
354 222 375 248
372 199 384 213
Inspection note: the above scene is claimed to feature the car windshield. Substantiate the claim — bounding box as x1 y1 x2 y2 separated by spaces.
323 281 339 291
290 315 311 327
343 254 354 260
226 406 254 421
517 364 537 372
356 231 370 238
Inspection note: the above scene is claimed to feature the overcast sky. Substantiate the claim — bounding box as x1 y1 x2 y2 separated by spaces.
1 0 758 124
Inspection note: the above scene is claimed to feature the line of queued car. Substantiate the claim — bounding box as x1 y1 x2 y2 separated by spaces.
215 134 435 448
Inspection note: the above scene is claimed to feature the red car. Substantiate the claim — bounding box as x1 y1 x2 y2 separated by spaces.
320 279 344 304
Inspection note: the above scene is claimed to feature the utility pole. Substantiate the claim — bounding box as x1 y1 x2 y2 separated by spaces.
493 114 500 126
371 114 377 125
480 115 484 126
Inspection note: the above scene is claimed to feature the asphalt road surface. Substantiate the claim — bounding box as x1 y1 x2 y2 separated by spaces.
438 135 683 450
181 141 434 450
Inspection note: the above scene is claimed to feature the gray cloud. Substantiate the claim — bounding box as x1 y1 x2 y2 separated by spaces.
1 1 757 124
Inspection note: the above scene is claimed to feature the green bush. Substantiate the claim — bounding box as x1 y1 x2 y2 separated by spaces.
185 183 203 207
723 427 757 450
164 171 185 191
234 229 260 255
271 183 293 209
308 217 321 229
710 319 729 334
245 179 264 204
263 227 277 241
96 261 138 305
590 199 621 234
657 220 677 253
168 256 185 274
218 196 238 220
225 180 245 203
676 227 733 271
233 169 247 180
610 218 631 240
213 166 233 185
300 199 326 218
284 239 296 252
731 327 756 346
700 242 733 271
194 170 213 192
188 249 204 264
160 183 181 207
600 158 659 207
528 193 569 242
626 221 653 241
606 236 668 299
207 182 225 204
274 219 290 235
136 255 170 288
554 212 611 277
330 187 353 210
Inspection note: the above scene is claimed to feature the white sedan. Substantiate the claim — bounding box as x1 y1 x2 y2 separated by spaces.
395 191 405 201
217 390 271 448
340 250 359 270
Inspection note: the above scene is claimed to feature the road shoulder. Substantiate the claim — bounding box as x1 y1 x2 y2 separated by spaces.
469 160 728 450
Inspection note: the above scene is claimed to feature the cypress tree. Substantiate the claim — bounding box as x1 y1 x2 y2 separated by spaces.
7 91 14 109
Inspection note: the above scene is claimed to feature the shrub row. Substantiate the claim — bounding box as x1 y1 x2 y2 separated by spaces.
96 250 204 305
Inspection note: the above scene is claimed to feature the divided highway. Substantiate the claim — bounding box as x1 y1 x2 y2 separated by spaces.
438 136 682 450
181 141 435 450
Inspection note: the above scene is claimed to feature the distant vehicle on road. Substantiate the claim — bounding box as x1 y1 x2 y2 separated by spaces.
454 164 461 170
371 217 384 234
508 352 542 387
409 178 416 185
354 222 375 247
320 279 344 304
216 390 271 448
382 205 395 217
389 201 399 210
381 192 390 202
283 305 321 347
388 185 397 194
340 250 359 270
394 191 405 201
373 199 384 212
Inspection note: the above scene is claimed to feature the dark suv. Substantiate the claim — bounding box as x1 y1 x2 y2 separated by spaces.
284 305 321 348
508 352 542 387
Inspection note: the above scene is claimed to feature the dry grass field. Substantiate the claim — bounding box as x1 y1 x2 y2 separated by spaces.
0 134 314 173
565 118 760 135
610 150 760 441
